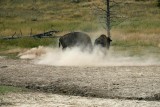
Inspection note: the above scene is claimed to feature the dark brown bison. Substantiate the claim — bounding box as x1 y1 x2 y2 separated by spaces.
59 32 92 51
94 34 112 49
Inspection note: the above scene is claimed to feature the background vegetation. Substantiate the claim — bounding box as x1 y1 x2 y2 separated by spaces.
0 0 160 57
0 85 28 94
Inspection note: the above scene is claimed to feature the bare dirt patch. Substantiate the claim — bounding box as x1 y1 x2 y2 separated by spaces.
1 92 160 107
0 58 160 101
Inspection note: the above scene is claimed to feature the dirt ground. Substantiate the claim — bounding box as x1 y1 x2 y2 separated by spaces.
1 92 160 107
0 58 160 106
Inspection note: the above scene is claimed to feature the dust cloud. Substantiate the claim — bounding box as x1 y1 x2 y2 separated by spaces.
18 46 160 66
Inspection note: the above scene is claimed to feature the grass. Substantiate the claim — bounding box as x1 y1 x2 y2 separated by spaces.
0 0 98 36
110 30 160 58
1 0 159 35
0 85 28 94
0 37 58 58
0 85 29 106
115 18 160 34
0 0 160 57
0 37 57 50
1 38 57 48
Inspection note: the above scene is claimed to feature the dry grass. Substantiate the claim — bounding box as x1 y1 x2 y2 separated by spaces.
0 0 159 57
0 0 159 35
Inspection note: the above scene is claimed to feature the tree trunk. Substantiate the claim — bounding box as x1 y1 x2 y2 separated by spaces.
106 0 111 38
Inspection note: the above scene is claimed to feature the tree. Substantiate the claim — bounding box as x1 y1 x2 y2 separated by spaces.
106 0 111 37
93 0 126 38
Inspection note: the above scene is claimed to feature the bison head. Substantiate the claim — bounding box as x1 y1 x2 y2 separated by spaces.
94 34 112 49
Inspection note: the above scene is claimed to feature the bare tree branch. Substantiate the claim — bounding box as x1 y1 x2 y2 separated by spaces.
92 0 130 38
92 3 107 13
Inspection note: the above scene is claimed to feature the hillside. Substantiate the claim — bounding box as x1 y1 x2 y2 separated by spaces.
0 0 98 36
0 0 160 58
0 0 160 35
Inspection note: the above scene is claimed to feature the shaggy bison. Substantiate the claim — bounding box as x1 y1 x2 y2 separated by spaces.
94 34 112 49
59 32 92 50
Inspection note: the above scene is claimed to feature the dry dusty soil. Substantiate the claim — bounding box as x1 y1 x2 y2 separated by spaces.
0 58 160 107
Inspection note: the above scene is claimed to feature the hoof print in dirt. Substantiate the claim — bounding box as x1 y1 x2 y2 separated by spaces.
1 66 8 68
153 93 160 100
145 93 160 101
25 84 42 91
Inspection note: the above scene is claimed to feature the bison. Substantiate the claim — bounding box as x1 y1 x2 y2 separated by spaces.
94 34 112 49
59 32 92 51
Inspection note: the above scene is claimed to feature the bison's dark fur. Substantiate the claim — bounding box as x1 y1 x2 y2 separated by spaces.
94 34 112 49
59 32 92 51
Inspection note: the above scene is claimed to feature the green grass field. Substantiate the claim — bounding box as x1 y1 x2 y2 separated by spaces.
0 85 28 94
0 0 160 57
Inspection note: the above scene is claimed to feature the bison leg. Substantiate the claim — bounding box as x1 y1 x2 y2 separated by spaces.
59 42 61 48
